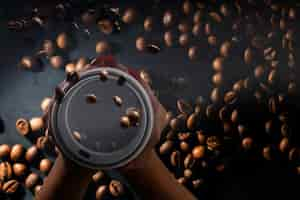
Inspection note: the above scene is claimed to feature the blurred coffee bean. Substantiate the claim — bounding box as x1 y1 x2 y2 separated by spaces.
209 12 222 23
50 56 64 69
164 31 173 47
188 46 199 60
268 69 277 85
207 136 221 151
25 145 39 163
2 179 19 194
232 80 244 93
187 112 201 130
40 97 53 114
42 40 56 57
170 114 187 131
56 33 69 50
65 62 76 73
81 11 96 26
279 137 289 153
254 65 265 79
36 136 51 150
178 132 191 141
25 173 39 189
192 145 205 159
96 41 111 54
192 179 204 190
97 19 114 35
192 23 201 36
177 99 193 114
144 16 154 32
263 145 274 161
212 57 224 72
39 158 52 174
193 10 203 24
163 10 174 27
197 130 206 145
289 148 300 161
244 47 253 64
220 41 232 57
10 144 24 162
170 151 181 167
0 162 12 181
210 87 222 103
184 153 195 169
208 35 217 46
12 163 27 177
220 4 230 17
34 185 42 196
178 21 190 33
96 185 108 200
288 81 297 96
109 180 124 197
122 8 137 24
212 72 223 86
136 37 146 51
224 91 237 105
92 171 105 184
0 144 11 160
159 140 173 155
180 141 190 153
75 57 88 72
184 169 193 179
177 177 187 185
182 0 193 15
206 104 218 120
179 33 189 47
241 137 253 151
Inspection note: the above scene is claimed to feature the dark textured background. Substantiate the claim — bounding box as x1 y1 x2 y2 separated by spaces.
0 0 299 199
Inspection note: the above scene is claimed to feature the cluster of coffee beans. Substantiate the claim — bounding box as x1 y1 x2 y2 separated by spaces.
0 143 49 197
92 170 126 200
154 0 299 198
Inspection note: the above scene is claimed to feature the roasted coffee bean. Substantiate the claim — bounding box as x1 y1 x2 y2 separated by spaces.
206 104 217 120
289 148 300 161
113 96 123 106
177 99 193 114
179 33 189 47
65 63 76 73
254 65 265 79
122 8 137 24
192 179 204 190
288 81 297 96
279 137 289 153
170 151 181 167
281 123 289 137
204 23 212 35
16 118 30 136
0 162 12 181
268 96 279 114
210 88 222 103
0 144 11 160
126 107 141 126
231 109 239 123
188 46 199 60
139 70 152 85
136 37 146 51
263 146 274 161
36 136 51 150
268 69 277 85
232 80 244 93
182 0 193 15
178 21 190 33
75 57 88 72
164 31 173 47
39 159 52 174
237 124 248 137
2 179 19 194
96 41 111 54
207 136 221 151
98 19 114 35
209 12 222 23
42 40 56 56
29 117 44 132
163 10 174 27
220 41 231 57
144 16 154 32
212 57 224 72
184 153 195 169
170 114 187 131
56 33 69 49
220 4 230 17
177 177 187 185
159 140 173 155
193 10 203 24
12 163 27 177
109 180 124 197
180 141 190 153
92 171 105 183
192 145 205 159
212 72 223 86
81 11 96 26
178 132 191 141
224 91 237 105
120 116 130 128
166 130 176 140
40 97 53 113
242 137 253 151
20 56 38 70
10 144 24 162
197 131 206 144
25 145 39 163
192 23 201 36
184 169 193 179
187 113 200 130
34 185 42 196
219 106 230 121
96 185 108 200
208 35 217 46
244 47 253 65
